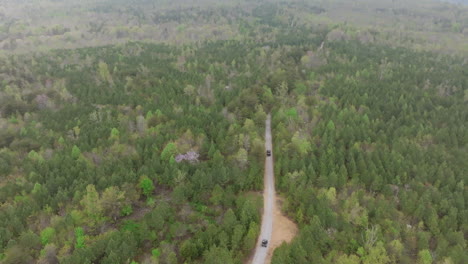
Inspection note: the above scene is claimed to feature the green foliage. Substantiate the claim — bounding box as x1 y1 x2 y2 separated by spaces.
418 249 433 264
336 254 360 264
8 116 19 124
151 248 161 258
234 147 248 169
71 145 81 159
40 227 55 245
180 239 199 261
285 108 298 119
122 220 140 233
110 127 120 141
203 246 234 264
362 242 391 264
18 231 41 251
31 183 43 195
81 184 102 222
160 142 176 161
139 176 155 197
75 227 85 249
146 197 155 207
291 132 311 155
2 246 33 264
121 205 133 216
243 222 259 251
0 152 12 176
100 186 125 220
27 150 44 163
326 120 336 131
98 61 112 84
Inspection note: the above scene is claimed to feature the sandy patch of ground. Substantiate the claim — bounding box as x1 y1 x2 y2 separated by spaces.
265 196 298 263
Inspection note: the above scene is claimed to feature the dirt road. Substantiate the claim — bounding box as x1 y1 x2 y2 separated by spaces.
251 114 275 264
265 197 298 263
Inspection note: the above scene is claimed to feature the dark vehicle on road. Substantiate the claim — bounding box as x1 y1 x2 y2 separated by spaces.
266 150 271 156
261 239 268 247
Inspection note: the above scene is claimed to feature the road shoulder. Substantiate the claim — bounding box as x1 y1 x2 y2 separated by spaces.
266 196 298 263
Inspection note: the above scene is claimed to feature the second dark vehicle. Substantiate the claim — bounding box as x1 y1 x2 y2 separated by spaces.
266 150 271 156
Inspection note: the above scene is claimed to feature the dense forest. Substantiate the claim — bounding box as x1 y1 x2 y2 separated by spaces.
270 41 467 264
1 0 468 54
0 0 467 264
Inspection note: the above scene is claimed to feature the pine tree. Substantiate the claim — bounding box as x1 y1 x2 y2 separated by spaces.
80 185 102 222
71 145 81 159
139 175 155 198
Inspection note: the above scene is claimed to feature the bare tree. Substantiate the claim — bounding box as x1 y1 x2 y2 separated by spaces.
362 225 379 249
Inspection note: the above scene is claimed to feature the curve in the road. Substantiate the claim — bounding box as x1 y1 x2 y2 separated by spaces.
251 114 275 264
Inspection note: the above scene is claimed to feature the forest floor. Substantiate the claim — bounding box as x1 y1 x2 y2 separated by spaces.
265 197 298 263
